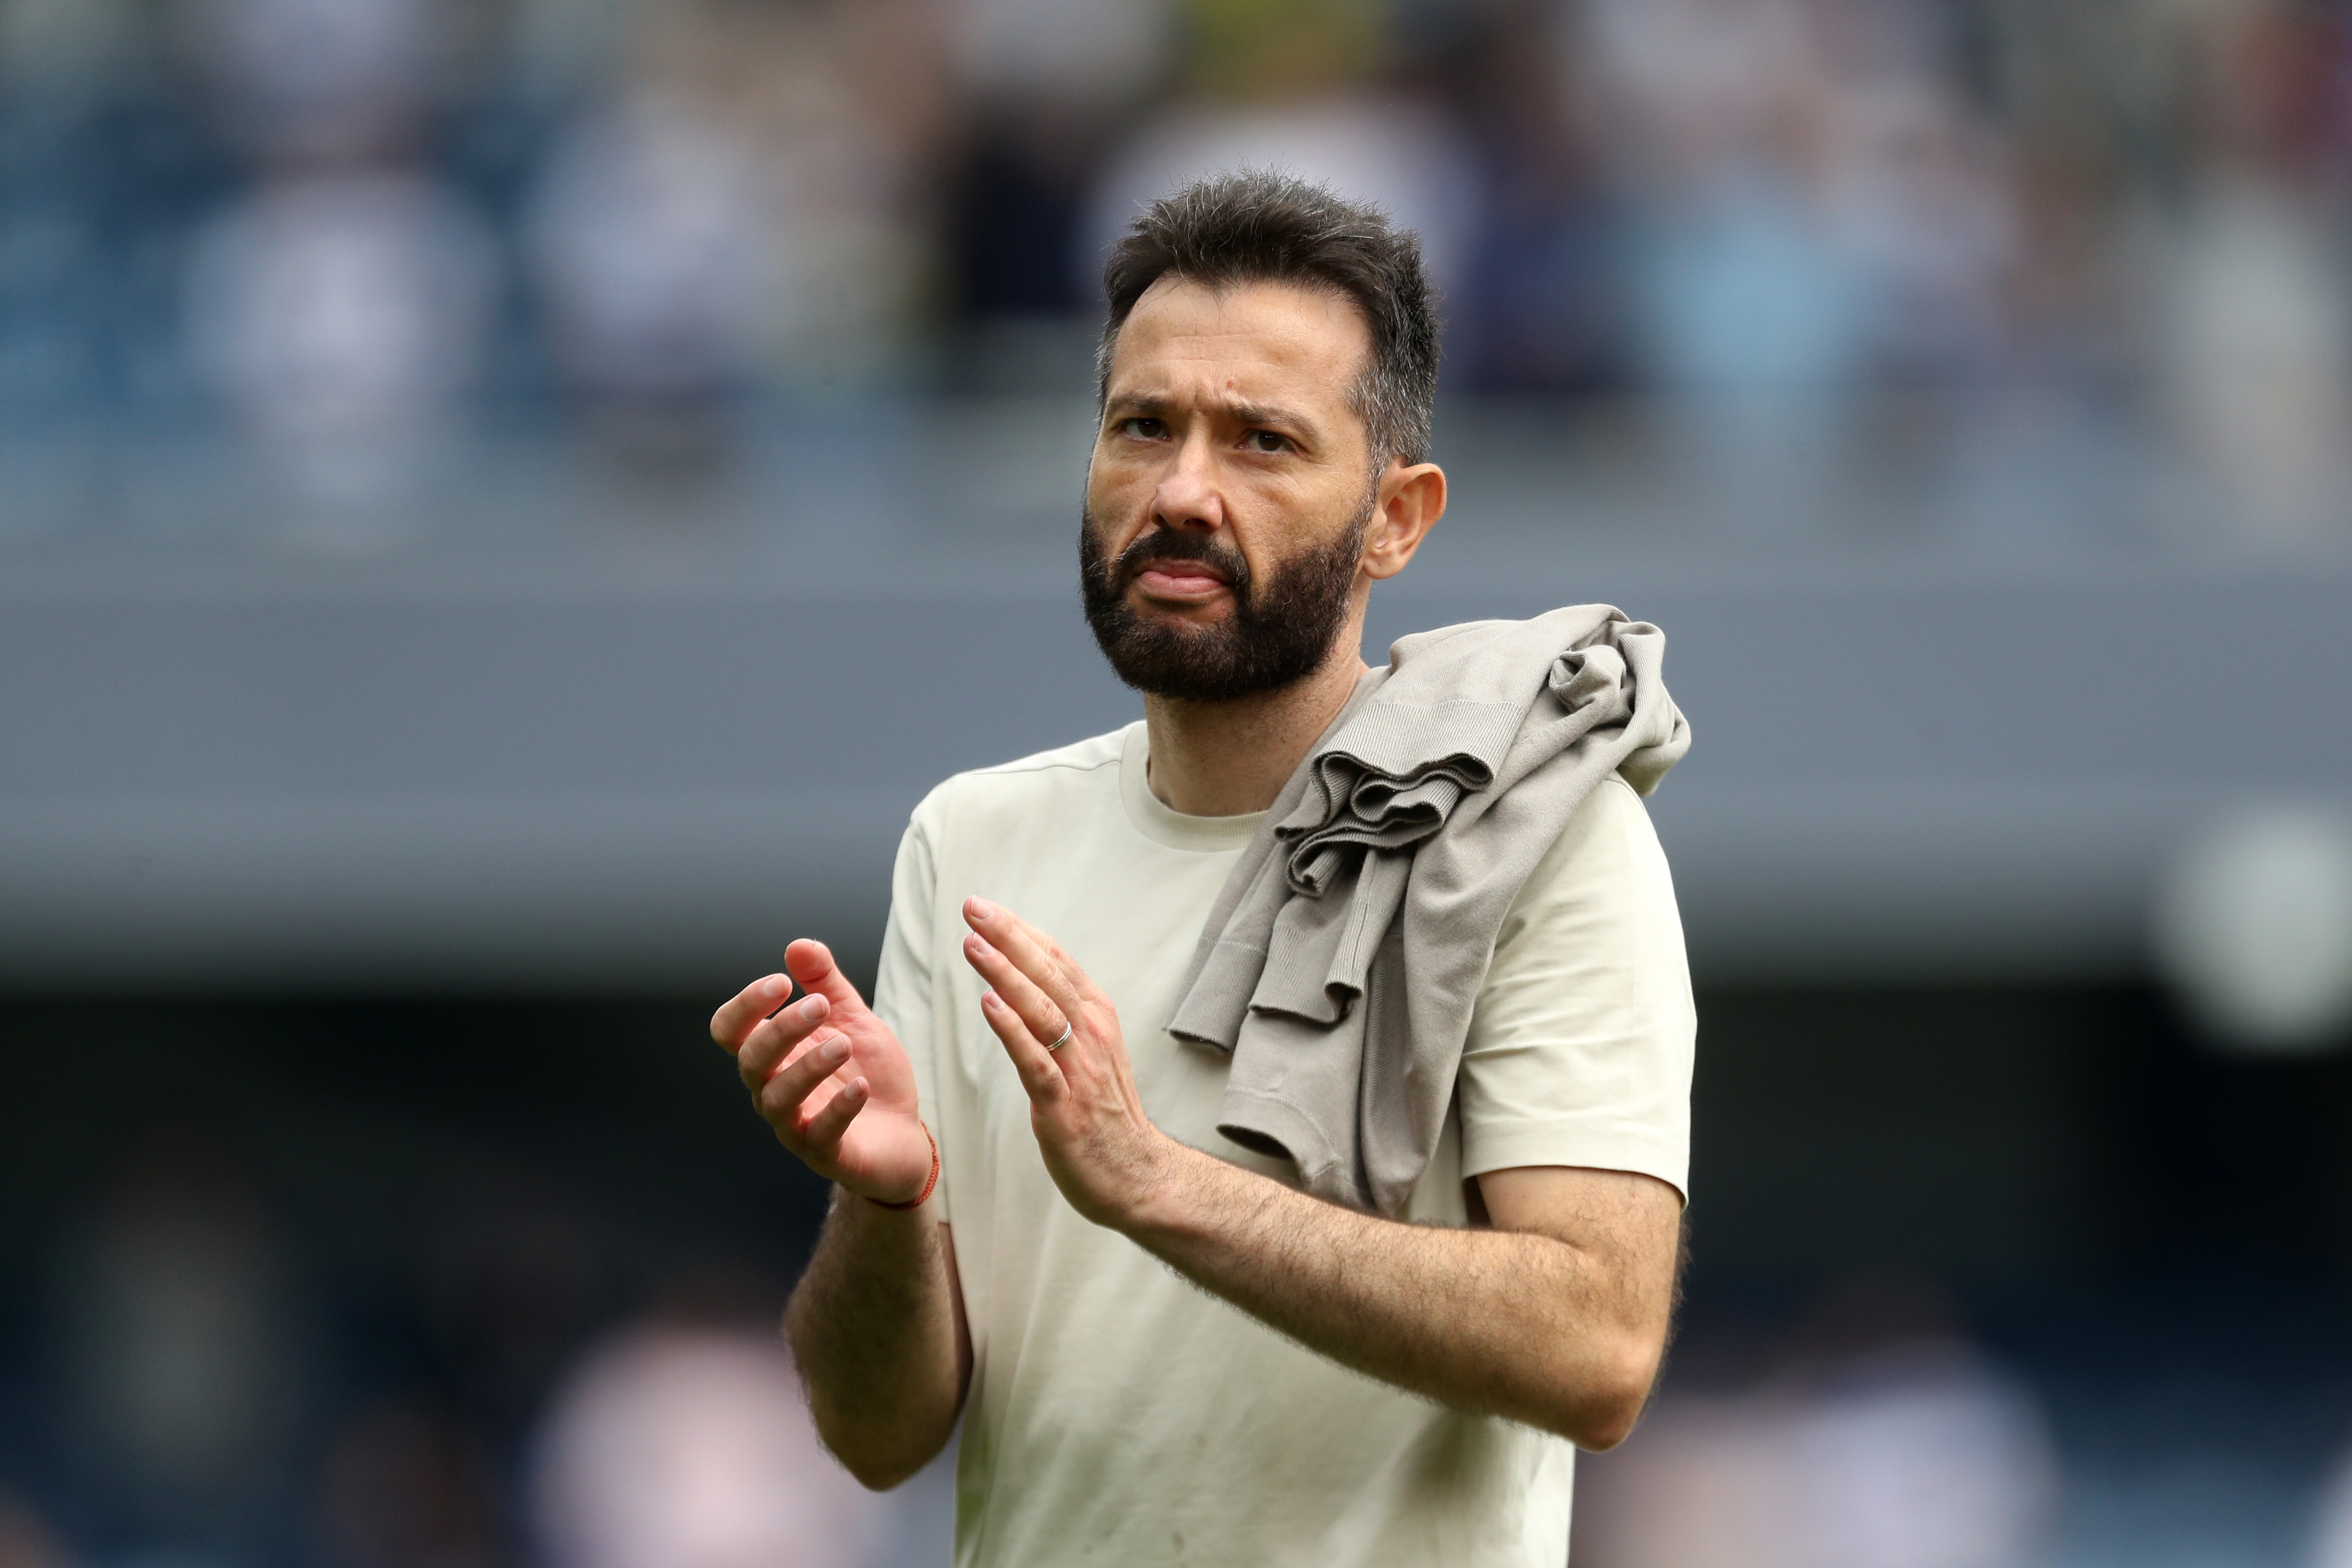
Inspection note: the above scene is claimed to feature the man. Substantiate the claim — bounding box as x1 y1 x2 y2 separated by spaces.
710 172 1693 1565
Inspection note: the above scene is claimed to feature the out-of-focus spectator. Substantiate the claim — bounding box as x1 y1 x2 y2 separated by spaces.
184 170 497 513
0 0 144 423
944 0 1169 375
312 1399 505 1568
58 1131 305 1556
528 1313 881 1568
0 0 138 119
1820 75 2015 391
1574 1286 2057 1568
1571 0 1859 505
2143 0 2352 544
1082 0 1481 304
526 0 949 461
947 0 1166 108
2152 178 2351 538
1568 0 2018 509
1626 168 1872 491
176 0 445 163
526 96 778 457
1441 3 1626 396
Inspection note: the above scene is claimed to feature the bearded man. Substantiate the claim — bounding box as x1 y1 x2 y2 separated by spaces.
710 171 1694 1566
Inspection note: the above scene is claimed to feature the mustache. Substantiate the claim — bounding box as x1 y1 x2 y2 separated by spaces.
1104 528 1252 593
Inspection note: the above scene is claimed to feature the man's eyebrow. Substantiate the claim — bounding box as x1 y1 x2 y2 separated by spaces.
1103 393 1171 420
1103 392 1320 435
1221 399 1314 433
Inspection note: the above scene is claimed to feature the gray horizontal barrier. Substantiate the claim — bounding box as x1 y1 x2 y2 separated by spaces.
0 791 905 991
4 540 2346 990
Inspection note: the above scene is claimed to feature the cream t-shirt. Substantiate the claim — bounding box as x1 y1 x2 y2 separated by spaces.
873 722 1694 1568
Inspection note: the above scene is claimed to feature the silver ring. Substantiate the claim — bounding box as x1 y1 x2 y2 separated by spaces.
1044 1021 1073 1051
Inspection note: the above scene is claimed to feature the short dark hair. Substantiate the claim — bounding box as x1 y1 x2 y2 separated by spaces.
1097 170 1441 467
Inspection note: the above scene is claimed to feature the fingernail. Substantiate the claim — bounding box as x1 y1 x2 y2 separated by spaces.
968 897 995 919
761 976 789 998
801 995 826 1018
819 1037 848 1062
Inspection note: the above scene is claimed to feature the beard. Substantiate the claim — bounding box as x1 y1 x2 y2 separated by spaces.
1079 488 1373 703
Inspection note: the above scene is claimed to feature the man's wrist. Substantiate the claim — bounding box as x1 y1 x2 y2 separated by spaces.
866 1122 939 1211
1107 1129 1204 1239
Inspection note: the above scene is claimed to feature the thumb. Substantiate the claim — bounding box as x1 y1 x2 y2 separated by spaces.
784 939 869 1017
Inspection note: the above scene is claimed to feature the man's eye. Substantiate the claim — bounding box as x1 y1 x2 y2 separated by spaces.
1121 417 1165 439
1246 430 1289 454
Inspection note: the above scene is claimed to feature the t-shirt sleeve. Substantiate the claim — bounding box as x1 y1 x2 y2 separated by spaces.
872 786 950 1222
1456 774 1695 1200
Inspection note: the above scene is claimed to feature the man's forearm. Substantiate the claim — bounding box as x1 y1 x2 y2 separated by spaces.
783 1191 968 1488
1118 1146 1666 1447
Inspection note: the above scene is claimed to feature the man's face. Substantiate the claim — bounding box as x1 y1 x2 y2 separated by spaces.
1081 277 1381 703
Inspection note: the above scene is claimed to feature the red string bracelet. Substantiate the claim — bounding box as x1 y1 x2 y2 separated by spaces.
868 1122 938 1212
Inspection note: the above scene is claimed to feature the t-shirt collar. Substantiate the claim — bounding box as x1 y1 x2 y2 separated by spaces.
1118 721 1266 853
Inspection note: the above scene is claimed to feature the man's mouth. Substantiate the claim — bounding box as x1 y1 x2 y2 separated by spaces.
1131 562 1232 600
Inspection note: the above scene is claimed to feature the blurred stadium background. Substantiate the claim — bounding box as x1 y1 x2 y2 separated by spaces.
4 0 2352 1563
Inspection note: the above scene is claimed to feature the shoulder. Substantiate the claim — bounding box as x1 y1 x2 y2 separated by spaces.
1505 774 1670 924
905 725 1134 844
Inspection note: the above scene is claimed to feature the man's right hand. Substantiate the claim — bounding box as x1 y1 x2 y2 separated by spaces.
712 938 934 1206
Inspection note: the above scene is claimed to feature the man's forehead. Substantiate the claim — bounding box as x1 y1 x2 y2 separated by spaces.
1106 276 1372 397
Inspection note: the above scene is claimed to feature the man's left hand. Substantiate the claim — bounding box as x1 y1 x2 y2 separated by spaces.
959 895 1178 1227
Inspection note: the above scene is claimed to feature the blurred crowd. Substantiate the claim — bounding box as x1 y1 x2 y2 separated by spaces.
0 1123 949 1568
3 0 2352 539
1573 1283 2061 1568
14 1128 2352 1568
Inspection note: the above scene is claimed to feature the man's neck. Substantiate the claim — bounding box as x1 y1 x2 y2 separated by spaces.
1141 645 1369 817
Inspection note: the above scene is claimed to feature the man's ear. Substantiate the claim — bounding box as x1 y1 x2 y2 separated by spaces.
1362 461 1446 581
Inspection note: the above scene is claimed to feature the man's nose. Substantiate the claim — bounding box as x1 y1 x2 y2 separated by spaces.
1151 430 1226 533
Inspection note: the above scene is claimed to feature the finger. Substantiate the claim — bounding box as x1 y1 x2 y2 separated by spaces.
737 992 830 1090
962 898 1084 1015
711 972 796 1051
1010 913 1110 1008
980 990 1067 1104
794 1073 869 1157
756 1025 852 1126
785 939 871 1021
962 928 1067 1049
